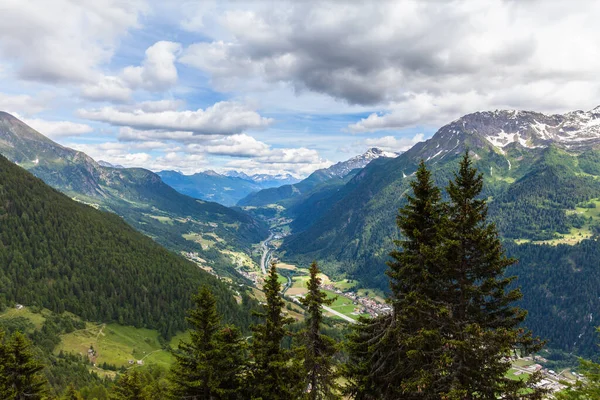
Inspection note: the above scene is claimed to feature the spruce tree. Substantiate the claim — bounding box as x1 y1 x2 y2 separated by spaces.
2 331 48 400
111 369 146 400
170 285 245 399
248 261 303 400
299 261 340 400
0 328 7 396
440 151 545 399
63 384 84 400
211 325 247 399
344 160 446 399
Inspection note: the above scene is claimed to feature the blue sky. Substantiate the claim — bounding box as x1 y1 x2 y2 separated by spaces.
1 0 599 176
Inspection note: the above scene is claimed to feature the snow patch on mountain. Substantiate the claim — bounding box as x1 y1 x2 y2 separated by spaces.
325 148 399 178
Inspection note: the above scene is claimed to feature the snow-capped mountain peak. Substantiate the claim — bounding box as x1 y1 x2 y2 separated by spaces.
325 147 399 178
410 106 600 163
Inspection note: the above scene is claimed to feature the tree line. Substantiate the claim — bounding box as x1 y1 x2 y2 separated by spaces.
13 152 596 398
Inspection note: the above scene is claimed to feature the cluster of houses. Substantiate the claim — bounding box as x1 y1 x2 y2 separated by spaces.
182 251 216 276
320 284 392 317
509 356 574 394
236 268 263 286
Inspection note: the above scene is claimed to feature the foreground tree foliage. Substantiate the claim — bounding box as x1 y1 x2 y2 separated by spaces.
247 262 303 400
345 153 546 399
0 328 48 399
170 286 246 399
110 370 145 400
299 261 340 400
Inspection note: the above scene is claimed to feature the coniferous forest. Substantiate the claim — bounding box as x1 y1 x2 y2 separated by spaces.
7 152 594 399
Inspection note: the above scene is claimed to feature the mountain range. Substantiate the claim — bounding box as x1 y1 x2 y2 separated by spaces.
237 147 399 207
5 105 600 357
0 111 267 276
157 169 299 206
257 106 600 356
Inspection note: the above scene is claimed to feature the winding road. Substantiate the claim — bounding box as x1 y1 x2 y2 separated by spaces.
259 229 356 324
260 232 275 274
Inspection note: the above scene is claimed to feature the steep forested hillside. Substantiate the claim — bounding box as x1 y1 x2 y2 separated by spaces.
0 155 254 338
280 108 600 356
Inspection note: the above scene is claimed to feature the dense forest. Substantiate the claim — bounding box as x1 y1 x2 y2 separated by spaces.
4 154 580 399
0 155 256 338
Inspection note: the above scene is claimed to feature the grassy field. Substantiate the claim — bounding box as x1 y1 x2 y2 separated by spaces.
182 232 217 249
0 307 48 329
144 214 174 225
276 262 297 271
515 199 600 245
56 323 174 369
222 249 257 270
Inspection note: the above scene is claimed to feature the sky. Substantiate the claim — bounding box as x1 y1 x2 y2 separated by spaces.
1 0 600 177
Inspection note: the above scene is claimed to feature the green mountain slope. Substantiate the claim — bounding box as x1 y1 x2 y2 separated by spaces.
281 107 600 356
0 112 268 275
0 155 254 338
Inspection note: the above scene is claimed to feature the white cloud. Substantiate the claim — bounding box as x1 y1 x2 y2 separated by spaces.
78 101 273 134
180 0 600 130
136 99 184 112
0 92 54 115
81 76 132 102
186 134 270 157
20 118 94 138
363 134 425 152
224 157 332 177
0 0 145 83
122 41 182 92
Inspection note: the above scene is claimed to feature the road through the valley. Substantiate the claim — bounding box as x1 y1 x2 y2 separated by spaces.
260 232 275 274
259 229 356 324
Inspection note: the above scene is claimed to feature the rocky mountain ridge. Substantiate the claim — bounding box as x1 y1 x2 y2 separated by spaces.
411 106 600 163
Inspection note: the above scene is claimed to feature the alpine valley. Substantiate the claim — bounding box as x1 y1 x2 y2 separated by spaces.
244 106 600 357
0 111 268 277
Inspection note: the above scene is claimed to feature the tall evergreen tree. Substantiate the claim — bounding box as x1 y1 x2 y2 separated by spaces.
440 151 545 399
248 261 302 400
111 369 146 400
170 286 245 399
62 384 84 400
344 160 446 399
210 325 247 400
299 261 340 400
1 330 48 400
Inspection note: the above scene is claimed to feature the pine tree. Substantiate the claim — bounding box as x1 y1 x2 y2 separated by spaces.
2 331 48 400
0 328 9 396
344 160 447 399
440 151 545 399
170 285 245 399
299 261 340 400
111 369 146 400
211 326 247 399
62 384 84 400
248 261 303 400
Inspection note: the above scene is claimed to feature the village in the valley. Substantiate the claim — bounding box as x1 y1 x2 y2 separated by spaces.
182 220 580 397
